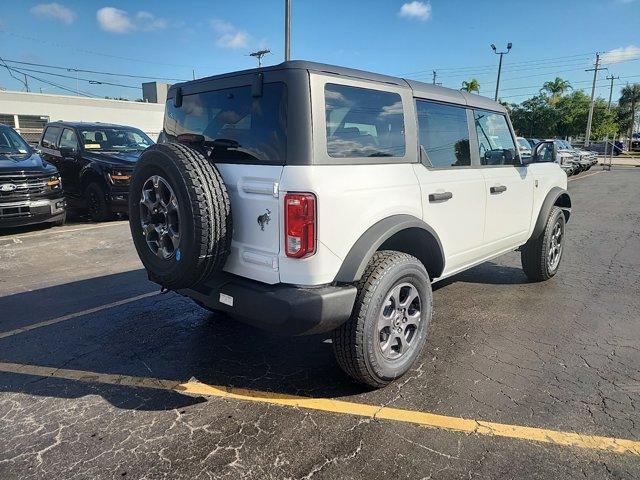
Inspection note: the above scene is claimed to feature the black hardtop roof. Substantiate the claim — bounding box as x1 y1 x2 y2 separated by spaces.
46 121 142 129
170 60 505 112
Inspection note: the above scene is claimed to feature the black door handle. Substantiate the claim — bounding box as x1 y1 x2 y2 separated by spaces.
490 185 507 194
428 191 453 202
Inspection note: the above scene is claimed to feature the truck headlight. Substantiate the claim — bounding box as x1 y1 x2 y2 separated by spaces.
107 171 132 184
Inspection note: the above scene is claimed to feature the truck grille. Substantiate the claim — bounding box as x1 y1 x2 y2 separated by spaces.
0 172 51 202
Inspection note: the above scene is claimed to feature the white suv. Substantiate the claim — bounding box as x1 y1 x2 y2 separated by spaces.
128 61 571 387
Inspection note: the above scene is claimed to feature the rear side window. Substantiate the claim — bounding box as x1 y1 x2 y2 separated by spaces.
416 100 470 168
473 110 517 166
164 82 287 165
325 84 405 158
42 126 61 149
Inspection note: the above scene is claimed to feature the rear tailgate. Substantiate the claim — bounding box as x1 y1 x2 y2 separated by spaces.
217 164 283 284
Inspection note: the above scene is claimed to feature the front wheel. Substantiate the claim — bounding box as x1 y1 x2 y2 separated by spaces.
521 206 566 282
85 182 112 222
332 251 433 388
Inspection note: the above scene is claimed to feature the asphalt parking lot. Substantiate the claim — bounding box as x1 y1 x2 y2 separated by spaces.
0 168 639 479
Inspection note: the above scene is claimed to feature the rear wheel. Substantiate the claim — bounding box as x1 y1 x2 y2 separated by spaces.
332 251 433 388
521 206 565 282
85 182 112 222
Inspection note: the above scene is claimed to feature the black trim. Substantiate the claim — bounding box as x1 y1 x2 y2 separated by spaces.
335 214 445 282
177 272 358 336
527 187 571 241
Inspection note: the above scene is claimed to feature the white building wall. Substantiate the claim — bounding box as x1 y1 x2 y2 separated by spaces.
0 91 165 140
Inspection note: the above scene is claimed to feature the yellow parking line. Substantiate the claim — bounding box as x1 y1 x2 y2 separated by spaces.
0 360 638 456
568 171 602 182
0 291 160 340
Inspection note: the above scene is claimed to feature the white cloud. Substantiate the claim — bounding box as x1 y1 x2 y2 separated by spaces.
210 19 250 49
30 3 76 25
601 45 640 64
97 7 135 33
97 7 167 34
398 1 432 21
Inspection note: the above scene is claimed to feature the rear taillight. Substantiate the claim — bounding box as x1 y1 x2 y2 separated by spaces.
285 193 316 258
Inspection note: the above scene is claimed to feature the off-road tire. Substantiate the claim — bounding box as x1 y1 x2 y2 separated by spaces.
332 251 433 388
85 182 112 222
129 143 232 290
521 206 565 282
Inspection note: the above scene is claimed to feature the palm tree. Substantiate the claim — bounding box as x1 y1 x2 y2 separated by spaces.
461 79 480 94
541 77 572 105
619 83 640 149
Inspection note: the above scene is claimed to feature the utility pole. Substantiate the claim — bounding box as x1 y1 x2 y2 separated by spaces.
491 42 512 101
249 49 271 67
606 74 619 110
284 0 291 61
585 53 606 146
432 70 437 85
23 74 29 92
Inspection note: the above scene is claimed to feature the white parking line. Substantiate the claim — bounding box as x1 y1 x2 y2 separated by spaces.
0 221 128 241
568 171 602 182
0 291 160 340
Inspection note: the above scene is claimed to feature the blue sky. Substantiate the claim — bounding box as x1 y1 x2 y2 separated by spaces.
0 0 638 102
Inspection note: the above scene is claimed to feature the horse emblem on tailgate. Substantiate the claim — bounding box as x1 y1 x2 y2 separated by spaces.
257 209 271 231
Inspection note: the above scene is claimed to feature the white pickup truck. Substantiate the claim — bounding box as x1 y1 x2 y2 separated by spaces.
128 61 571 387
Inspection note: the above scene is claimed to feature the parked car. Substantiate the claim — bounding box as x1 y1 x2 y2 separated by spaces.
128 61 571 387
527 138 541 148
38 122 154 221
0 124 65 228
550 139 583 174
516 137 532 157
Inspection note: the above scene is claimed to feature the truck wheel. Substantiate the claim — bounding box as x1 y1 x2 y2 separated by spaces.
332 251 433 388
85 182 112 222
521 206 565 282
129 143 232 290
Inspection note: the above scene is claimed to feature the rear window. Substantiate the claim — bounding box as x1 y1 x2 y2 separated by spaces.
41 126 61 149
164 82 287 165
325 84 405 158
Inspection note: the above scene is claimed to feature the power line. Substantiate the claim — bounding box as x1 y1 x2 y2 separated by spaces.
5 66 141 89
1 58 188 82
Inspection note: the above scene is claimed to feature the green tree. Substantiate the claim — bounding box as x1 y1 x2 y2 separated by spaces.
460 78 480 94
509 94 559 138
619 83 640 147
541 77 572 105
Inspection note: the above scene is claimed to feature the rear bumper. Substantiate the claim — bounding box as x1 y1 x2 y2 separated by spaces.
0 196 66 228
177 272 357 336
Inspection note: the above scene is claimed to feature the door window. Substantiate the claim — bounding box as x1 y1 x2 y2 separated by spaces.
42 126 61 149
59 128 79 151
324 84 405 158
473 111 517 166
416 100 470 168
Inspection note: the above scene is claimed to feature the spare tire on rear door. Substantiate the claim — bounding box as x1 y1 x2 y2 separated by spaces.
129 142 232 290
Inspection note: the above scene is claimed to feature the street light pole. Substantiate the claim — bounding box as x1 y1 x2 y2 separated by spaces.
491 42 512 101
284 0 291 61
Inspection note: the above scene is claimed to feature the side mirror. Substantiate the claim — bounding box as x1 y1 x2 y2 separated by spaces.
532 141 557 163
59 146 76 158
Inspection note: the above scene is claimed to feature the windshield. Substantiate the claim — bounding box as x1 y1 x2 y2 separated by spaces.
516 137 531 150
0 126 31 155
79 127 153 152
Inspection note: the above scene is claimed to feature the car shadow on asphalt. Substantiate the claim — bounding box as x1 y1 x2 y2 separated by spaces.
0 260 527 411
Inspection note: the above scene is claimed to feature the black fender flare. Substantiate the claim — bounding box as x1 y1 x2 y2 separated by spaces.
334 214 445 283
528 187 571 242
79 163 107 190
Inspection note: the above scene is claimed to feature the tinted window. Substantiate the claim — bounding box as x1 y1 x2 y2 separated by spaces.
416 100 470 168
59 128 79 150
79 127 153 152
0 126 30 154
325 84 405 158
474 111 517 166
42 126 61 149
164 82 287 165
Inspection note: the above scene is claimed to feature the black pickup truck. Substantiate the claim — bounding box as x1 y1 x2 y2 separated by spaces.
0 124 65 228
38 122 154 221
